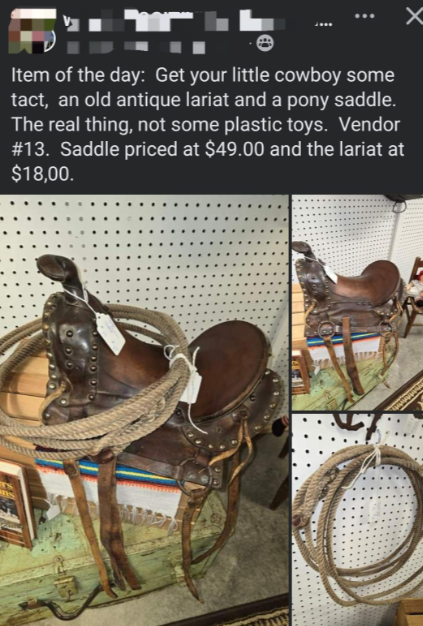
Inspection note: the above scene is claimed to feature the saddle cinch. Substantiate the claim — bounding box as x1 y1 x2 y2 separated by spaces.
23 255 282 606
293 242 404 402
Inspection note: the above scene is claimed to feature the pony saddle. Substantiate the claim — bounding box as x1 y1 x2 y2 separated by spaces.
293 241 404 402
36 255 283 603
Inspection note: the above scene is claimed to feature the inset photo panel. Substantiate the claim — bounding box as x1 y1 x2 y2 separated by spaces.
291 195 423 411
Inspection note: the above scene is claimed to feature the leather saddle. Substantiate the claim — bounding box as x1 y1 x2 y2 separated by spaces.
293 242 404 402
36 255 282 602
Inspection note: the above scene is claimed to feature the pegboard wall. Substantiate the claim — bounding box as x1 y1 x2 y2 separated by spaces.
292 413 423 626
291 194 422 283
390 197 423 283
0 195 289 414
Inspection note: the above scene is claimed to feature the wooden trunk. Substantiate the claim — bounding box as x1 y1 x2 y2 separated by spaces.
291 283 394 410
0 495 225 626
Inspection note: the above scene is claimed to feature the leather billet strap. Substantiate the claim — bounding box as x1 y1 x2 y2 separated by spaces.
342 317 365 396
182 451 243 601
323 336 354 403
62 461 116 599
98 458 141 592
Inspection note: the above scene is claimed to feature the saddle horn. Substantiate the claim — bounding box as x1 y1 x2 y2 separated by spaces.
292 242 315 259
37 255 85 298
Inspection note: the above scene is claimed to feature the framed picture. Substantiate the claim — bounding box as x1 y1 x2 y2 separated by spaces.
292 350 310 395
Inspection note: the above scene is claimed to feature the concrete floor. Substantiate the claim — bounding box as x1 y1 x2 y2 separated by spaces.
354 315 423 410
32 433 289 626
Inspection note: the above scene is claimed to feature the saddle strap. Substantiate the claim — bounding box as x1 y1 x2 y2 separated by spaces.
192 450 241 566
97 459 141 592
380 330 400 375
323 337 353 403
62 461 116 599
181 488 207 602
342 317 365 396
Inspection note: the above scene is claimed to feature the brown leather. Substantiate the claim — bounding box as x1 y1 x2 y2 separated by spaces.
98 459 141 591
181 489 206 602
63 461 116 599
342 317 365 396
323 337 353 403
294 242 404 399
36 255 283 600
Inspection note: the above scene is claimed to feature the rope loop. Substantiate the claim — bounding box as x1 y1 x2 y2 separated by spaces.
293 444 423 606
0 305 192 461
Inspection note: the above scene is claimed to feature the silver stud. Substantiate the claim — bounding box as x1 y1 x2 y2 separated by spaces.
92 330 99 337
273 391 280 396
48 383 56 390
270 403 276 409
60 398 67 406
249 394 256 402
65 347 72 355
187 432 194 439
90 380 97 386
66 361 73 368
219 444 226 450
45 413 50 419
47 352 53 359
43 324 49 331
200 475 209 485
91 356 97 362
194 439 202 445
214 466 222 473
66 330 73 338
88 394 95 401
208 443 214 449
92 344 98 351
232 412 237 418
49 363 55 370
231 439 238 446
51 374 57 380
265 370 270 375
90 366 97 373
254 425 262 432
264 414 271 421
273 378 279 384
212 478 220 486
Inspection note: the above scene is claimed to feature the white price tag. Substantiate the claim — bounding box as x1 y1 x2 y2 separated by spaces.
180 372 202 404
368 499 381 524
324 264 338 284
46 503 61 520
95 313 126 356
407 414 421 435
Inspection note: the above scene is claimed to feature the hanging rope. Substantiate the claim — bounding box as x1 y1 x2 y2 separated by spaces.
293 444 423 606
0 305 191 461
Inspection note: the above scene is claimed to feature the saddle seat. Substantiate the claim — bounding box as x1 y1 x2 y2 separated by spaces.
334 261 401 307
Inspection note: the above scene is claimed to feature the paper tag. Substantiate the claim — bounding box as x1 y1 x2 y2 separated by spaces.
314 366 321 376
323 264 338 284
368 499 381 524
46 503 61 521
180 372 202 404
95 313 126 356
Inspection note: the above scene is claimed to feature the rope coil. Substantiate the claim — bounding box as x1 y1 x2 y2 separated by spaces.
0 305 192 461
293 444 423 606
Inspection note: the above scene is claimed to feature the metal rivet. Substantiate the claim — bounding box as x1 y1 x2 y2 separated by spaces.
92 344 98 351
265 370 270 375
249 394 256 402
212 478 220 486
214 466 222 473
44 413 50 419
187 432 194 439
254 425 262 432
66 330 73 338
270 403 276 409
66 361 73 368
208 444 214 449
232 412 237 418
51 374 57 380
264 414 271 421
43 324 49 331
90 380 97 386
231 439 238 446
200 475 209 485
48 383 56 390
47 352 53 359
91 356 97 362
175 408 182 416
88 394 95 401
92 330 99 337
194 439 202 445
45 339 51 346
90 365 97 373
65 347 72 355
219 444 226 450
60 398 67 406
273 391 280 396
273 378 279 384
